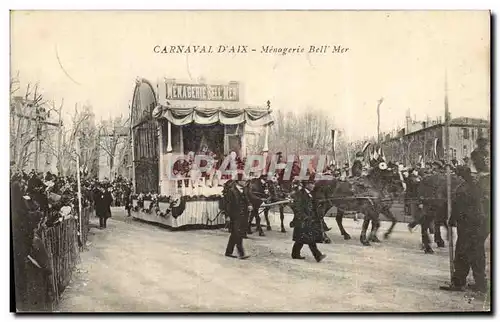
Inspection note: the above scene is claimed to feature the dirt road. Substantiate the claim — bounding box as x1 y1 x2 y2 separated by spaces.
57 208 490 312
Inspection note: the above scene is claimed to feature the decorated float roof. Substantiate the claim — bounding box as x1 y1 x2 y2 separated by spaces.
152 104 274 127
131 78 274 127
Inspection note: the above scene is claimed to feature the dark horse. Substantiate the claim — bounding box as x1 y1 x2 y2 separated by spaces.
244 176 277 236
245 174 333 240
312 166 404 246
415 167 468 254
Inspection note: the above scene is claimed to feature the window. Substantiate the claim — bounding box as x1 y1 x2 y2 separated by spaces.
478 128 483 138
462 128 469 140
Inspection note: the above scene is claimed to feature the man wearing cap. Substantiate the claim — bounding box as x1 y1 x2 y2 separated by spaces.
405 168 423 232
96 183 113 229
274 152 285 182
342 163 350 179
431 160 444 172
123 182 133 217
289 180 326 262
224 181 250 260
440 165 490 295
471 137 490 174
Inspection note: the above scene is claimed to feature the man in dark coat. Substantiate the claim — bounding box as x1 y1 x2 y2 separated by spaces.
405 169 423 232
351 152 364 177
11 176 44 310
96 183 113 229
470 136 490 173
289 181 326 262
440 166 490 294
224 181 250 259
123 182 133 217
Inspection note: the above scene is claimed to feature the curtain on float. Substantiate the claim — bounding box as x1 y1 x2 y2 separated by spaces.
152 105 274 127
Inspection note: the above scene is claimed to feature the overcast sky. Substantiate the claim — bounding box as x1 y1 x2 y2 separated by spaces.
11 10 490 140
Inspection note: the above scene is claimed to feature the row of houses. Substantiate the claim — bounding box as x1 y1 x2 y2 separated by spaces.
380 116 489 166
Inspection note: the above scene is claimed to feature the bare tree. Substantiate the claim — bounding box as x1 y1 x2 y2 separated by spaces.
10 77 51 171
59 104 97 176
269 108 335 156
97 115 130 179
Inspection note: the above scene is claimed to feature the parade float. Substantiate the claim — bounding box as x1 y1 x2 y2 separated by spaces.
129 78 273 229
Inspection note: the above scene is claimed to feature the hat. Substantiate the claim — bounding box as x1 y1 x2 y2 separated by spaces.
477 136 488 145
432 160 444 168
355 152 364 157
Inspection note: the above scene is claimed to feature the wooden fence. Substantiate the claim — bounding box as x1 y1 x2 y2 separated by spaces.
15 206 94 312
79 206 93 248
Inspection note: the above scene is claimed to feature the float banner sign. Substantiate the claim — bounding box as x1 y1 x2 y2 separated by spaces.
166 83 239 102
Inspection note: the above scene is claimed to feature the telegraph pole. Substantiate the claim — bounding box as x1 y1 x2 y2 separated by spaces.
444 70 454 282
377 98 384 144
56 102 63 174
34 106 42 171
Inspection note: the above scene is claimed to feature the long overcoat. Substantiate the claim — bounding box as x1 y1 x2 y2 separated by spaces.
223 181 249 235
290 189 323 244
96 189 113 219
123 185 132 211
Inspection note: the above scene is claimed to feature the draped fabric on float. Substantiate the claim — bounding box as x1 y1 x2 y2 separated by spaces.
152 105 274 127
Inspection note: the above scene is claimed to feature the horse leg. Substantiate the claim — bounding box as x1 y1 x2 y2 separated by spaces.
336 211 351 240
382 207 397 240
254 209 265 236
369 218 382 243
360 216 371 246
279 206 286 233
435 220 445 248
247 210 254 235
264 208 272 231
421 216 434 254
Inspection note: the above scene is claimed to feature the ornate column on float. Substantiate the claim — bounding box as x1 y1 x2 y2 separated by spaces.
262 100 271 175
165 119 173 195
156 82 164 195
157 120 164 193
153 103 172 196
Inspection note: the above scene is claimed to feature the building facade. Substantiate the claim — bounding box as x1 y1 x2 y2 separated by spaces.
381 117 490 166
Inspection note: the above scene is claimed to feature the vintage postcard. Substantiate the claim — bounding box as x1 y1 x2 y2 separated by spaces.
10 10 491 313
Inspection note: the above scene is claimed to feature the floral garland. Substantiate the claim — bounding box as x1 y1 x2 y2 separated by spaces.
131 193 174 217
131 193 222 202
182 194 222 202
131 193 222 218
